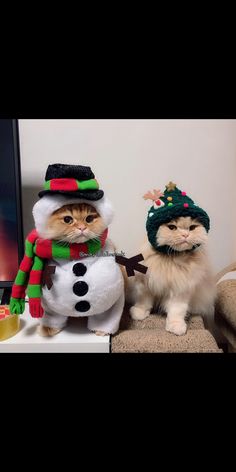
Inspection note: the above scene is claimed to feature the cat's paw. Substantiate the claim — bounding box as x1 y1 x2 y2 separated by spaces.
94 330 110 336
130 306 150 321
37 325 62 337
166 319 187 336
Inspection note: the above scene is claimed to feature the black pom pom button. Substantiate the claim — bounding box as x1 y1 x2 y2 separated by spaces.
73 281 89 297
75 301 90 312
73 263 87 276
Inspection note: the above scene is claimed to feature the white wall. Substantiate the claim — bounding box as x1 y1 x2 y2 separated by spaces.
19 119 236 273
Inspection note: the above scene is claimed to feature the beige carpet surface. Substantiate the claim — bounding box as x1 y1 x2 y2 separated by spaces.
215 280 236 330
112 307 222 353
112 328 222 353
119 310 205 331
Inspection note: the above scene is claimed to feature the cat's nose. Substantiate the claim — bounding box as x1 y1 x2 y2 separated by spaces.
182 232 189 238
78 225 86 232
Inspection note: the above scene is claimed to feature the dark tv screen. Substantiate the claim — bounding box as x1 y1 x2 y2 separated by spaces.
0 119 23 287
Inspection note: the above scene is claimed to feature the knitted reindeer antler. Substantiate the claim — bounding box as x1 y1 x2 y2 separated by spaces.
143 189 164 201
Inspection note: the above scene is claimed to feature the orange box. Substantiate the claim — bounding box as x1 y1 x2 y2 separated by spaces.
0 305 10 319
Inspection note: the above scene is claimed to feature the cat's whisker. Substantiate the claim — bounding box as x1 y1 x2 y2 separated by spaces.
47 202 105 246
89 232 103 242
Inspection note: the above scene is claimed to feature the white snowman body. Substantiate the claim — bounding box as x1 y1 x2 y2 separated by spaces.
33 194 125 334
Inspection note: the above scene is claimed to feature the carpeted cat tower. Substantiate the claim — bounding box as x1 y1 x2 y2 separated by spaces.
111 306 222 353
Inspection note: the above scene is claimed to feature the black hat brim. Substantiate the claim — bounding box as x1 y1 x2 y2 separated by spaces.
38 189 104 200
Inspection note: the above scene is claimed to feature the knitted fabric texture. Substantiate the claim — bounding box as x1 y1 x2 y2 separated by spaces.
146 183 210 253
9 228 108 318
38 163 104 200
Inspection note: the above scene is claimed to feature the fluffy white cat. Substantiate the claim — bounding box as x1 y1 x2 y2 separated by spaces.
126 216 216 336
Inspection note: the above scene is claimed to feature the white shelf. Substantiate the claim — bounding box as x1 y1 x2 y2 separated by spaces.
0 303 110 353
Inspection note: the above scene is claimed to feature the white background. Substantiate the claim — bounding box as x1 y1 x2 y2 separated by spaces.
19 119 236 273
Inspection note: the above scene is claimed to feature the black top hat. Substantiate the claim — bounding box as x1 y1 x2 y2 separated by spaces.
38 163 104 200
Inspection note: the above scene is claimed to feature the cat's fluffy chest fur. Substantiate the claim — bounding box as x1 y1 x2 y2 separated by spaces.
127 237 216 336
142 240 211 299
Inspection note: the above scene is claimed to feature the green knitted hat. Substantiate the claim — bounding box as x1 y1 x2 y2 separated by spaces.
145 181 210 253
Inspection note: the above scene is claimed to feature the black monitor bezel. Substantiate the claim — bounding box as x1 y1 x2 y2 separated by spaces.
0 119 24 288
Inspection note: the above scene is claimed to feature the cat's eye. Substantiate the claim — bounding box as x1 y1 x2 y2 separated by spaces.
167 224 177 230
63 216 73 224
86 215 96 223
189 225 198 231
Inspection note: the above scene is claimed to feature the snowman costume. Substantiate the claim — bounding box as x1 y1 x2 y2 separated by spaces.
33 193 124 334
10 164 125 335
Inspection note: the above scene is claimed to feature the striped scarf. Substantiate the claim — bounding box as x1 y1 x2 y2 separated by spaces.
10 228 108 318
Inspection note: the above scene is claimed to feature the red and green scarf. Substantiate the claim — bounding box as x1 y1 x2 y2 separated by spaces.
10 228 108 318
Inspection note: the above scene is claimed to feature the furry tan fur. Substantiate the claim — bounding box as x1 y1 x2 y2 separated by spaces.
126 217 216 336
44 203 106 244
37 325 61 336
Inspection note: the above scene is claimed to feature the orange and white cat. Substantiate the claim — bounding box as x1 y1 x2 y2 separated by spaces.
43 203 106 244
32 195 124 337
